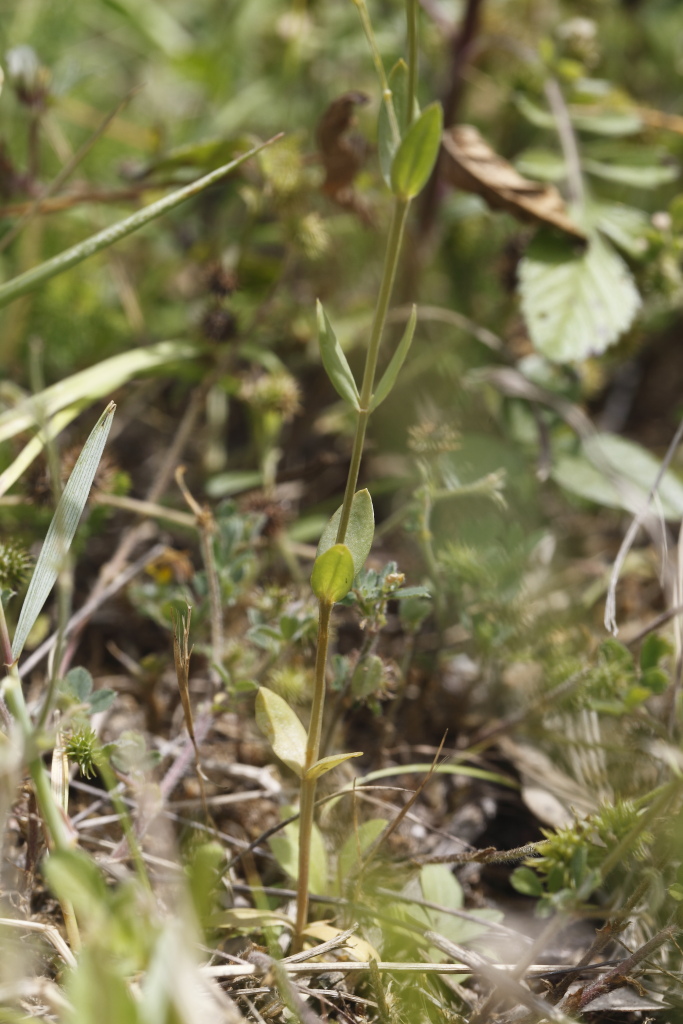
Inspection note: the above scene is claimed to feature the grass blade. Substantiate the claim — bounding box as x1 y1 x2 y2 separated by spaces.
12 403 116 661
0 339 196 446
0 136 280 311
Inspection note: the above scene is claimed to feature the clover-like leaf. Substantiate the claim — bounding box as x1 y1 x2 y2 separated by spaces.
255 687 307 777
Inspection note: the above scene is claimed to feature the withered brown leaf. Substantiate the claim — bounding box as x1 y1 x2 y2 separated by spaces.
316 91 374 224
441 125 587 243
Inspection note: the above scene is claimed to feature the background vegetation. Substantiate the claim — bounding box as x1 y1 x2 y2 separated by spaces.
2 0 683 1020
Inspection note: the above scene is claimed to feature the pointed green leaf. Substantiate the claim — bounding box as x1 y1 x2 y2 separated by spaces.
0 339 197 446
0 138 278 311
317 301 360 409
583 157 678 188
311 544 354 605
378 60 409 188
519 230 640 362
12 403 115 661
371 304 417 410
317 489 374 576
255 687 307 777
306 750 363 781
390 103 443 200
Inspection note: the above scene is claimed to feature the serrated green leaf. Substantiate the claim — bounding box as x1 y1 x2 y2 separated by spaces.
306 750 363 781
390 103 443 200
378 60 409 188
255 687 307 777
552 432 683 518
12 403 115 661
584 157 678 188
371 304 417 410
311 544 354 604
0 138 277 311
520 230 640 362
593 201 648 257
316 300 360 409
318 488 374 575
515 94 642 136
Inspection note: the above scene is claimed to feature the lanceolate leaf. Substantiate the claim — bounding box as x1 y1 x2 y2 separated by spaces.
0 137 278 311
12 403 115 661
255 687 307 777
311 544 355 605
519 229 640 362
0 340 197 445
378 60 409 188
318 489 374 575
306 750 363 781
316 300 360 409
583 157 678 188
390 103 443 200
371 304 417 410
0 341 197 497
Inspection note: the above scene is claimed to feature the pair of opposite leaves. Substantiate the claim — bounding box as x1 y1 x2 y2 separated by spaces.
316 91 585 242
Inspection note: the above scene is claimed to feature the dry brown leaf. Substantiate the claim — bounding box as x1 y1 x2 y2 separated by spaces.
316 91 373 225
442 124 587 243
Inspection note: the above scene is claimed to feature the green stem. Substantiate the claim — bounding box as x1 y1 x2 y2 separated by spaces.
406 0 419 131
336 199 409 544
294 600 331 949
351 0 400 145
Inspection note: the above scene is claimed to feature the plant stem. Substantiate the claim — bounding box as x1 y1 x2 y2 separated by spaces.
406 0 419 131
336 199 409 544
294 600 331 949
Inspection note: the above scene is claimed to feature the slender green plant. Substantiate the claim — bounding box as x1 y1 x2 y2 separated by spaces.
255 0 442 946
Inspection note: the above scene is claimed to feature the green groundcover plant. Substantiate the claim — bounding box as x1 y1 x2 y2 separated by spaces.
3 0 683 1022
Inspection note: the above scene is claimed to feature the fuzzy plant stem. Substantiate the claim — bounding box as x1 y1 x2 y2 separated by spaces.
336 199 409 544
294 601 332 948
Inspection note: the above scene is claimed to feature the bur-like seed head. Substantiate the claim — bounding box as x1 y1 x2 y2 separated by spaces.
0 541 33 592
65 727 101 780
